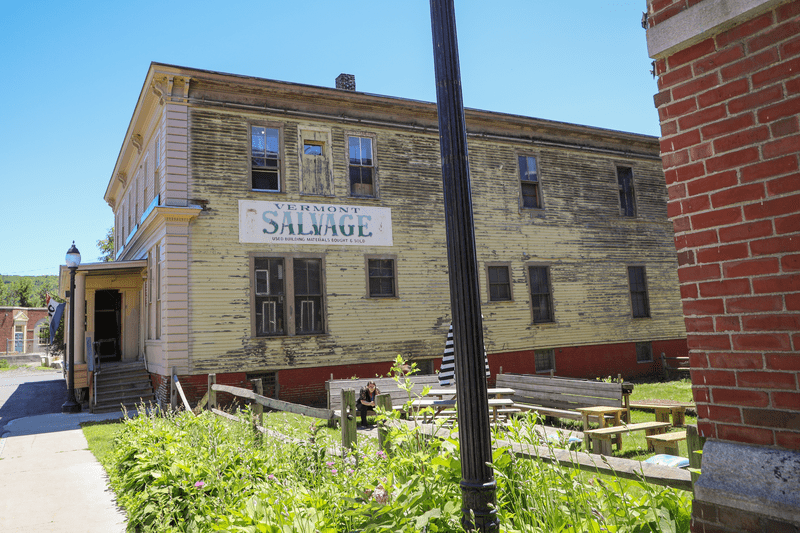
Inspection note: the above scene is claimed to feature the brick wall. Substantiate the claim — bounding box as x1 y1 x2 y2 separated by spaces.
646 0 800 529
650 0 800 448
0 307 49 353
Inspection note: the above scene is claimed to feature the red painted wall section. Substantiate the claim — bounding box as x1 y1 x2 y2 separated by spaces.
168 338 687 407
649 0 800 447
489 339 688 381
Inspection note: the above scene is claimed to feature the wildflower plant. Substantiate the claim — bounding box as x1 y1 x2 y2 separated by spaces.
106 368 691 533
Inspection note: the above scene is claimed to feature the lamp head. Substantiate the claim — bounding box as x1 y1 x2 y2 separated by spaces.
65 241 81 269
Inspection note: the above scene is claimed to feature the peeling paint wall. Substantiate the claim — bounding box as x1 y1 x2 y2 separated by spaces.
185 104 685 376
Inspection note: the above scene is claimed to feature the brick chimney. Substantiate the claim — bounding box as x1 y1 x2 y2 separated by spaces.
335 73 356 91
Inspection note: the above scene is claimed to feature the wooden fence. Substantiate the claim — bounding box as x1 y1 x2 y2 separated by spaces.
171 373 700 492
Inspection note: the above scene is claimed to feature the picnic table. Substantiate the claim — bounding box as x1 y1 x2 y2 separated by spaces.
630 402 687 427
576 406 627 450
412 387 518 422
424 387 516 400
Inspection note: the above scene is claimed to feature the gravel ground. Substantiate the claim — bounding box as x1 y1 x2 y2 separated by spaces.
0 362 62 379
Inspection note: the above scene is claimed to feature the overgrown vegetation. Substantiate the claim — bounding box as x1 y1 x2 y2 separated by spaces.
89 360 691 532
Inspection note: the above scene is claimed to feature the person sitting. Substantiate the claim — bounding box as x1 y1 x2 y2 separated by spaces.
357 381 380 427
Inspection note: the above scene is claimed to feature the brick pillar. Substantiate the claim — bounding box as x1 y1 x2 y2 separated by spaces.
646 0 800 530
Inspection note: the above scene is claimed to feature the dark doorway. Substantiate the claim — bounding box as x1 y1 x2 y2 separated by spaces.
94 290 121 363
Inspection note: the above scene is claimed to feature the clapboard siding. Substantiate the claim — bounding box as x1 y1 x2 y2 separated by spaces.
184 101 684 374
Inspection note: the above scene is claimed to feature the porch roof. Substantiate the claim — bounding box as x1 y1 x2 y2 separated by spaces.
58 260 147 298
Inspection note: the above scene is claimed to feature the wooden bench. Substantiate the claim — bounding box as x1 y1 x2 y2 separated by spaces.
584 421 672 455
495 373 633 424
409 397 517 423
646 430 687 456
326 374 440 419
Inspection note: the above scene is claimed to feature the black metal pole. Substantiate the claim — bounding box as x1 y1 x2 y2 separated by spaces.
62 266 81 413
429 0 497 530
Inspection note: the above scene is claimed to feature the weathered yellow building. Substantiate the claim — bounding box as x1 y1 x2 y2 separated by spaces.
63 63 686 407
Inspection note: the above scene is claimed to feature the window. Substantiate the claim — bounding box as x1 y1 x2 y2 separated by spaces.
155 244 162 339
252 256 325 337
534 349 555 373
294 259 324 334
367 257 396 297
349 136 375 197
251 125 281 191
636 342 653 363
254 258 286 336
617 166 636 217
37 320 50 346
303 142 323 156
518 155 542 209
528 266 554 323
628 266 650 318
134 172 139 222
487 265 512 301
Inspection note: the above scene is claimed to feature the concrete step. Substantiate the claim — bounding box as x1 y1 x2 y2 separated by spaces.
91 361 155 414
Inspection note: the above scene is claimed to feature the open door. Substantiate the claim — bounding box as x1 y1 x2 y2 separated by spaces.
94 289 121 362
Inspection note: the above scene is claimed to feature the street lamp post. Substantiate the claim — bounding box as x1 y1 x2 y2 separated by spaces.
62 241 82 414
429 0 498 530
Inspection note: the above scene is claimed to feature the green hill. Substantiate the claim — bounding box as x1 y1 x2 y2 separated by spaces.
1 275 59 307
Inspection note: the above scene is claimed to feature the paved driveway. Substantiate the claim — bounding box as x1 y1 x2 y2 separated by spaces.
0 367 66 434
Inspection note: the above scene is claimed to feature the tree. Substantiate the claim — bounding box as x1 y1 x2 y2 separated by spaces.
35 278 57 308
98 226 114 262
12 277 36 307
0 281 10 306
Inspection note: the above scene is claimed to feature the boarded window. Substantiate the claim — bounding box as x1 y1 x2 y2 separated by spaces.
251 126 280 191
488 265 512 301
518 155 542 209
636 341 653 363
618 166 636 217
300 131 332 196
368 258 395 297
535 349 555 373
349 136 375 197
529 266 554 323
628 266 650 318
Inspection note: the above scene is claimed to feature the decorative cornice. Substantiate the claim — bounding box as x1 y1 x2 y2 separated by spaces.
116 171 127 186
131 133 143 154
151 75 168 105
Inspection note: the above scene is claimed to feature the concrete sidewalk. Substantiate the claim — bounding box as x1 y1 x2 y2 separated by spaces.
0 412 129 532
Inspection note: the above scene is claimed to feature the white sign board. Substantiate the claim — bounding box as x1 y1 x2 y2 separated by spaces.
239 200 393 246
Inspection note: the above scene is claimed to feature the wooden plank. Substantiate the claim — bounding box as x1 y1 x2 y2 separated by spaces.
646 431 687 443
212 384 334 421
585 421 671 436
686 425 706 491
505 382 623 399
411 419 692 492
172 375 193 413
497 374 623 394
498 439 693 492
192 390 209 415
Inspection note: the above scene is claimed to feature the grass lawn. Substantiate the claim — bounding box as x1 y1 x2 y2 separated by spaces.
526 378 696 460
83 420 127 470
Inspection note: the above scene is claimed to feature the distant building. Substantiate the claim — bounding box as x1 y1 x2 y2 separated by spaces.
0 307 49 355
60 63 687 407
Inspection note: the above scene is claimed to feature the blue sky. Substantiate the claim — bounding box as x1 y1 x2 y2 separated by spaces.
1 0 658 276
